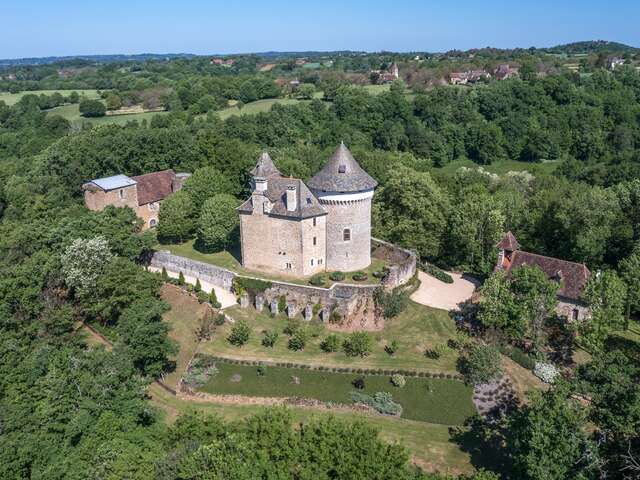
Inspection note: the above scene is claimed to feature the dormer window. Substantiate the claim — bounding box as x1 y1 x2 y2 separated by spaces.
343 228 351 242
338 165 346 173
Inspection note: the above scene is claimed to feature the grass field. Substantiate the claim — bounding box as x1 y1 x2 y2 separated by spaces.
437 157 560 176
216 98 307 120
147 383 474 475
159 239 387 286
199 361 474 424
47 103 170 125
0 89 101 105
200 300 460 374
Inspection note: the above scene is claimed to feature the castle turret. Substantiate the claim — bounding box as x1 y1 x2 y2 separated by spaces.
307 142 378 272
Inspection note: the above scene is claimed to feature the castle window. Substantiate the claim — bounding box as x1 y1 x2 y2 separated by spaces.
310 259 314 266
313 218 316 227
572 309 579 321
149 219 157 228
313 237 317 246
119 189 124 199
343 228 351 242
286 263 292 270
318 258 323 265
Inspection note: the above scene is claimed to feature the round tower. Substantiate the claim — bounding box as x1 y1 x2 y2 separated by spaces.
308 143 378 272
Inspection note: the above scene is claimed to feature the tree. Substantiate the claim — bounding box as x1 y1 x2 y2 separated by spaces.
61 236 113 296
374 165 449 259
458 344 502 385
105 93 122 111
157 190 195 243
477 270 522 339
465 121 506 165
343 332 372 357
181 166 236 207
615 179 640 242
194 278 202 292
261 330 279 348
620 245 640 324
287 329 307 351
296 83 316 100
580 270 627 352
508 385 598 480
196 194 239 252
79 99 106 117
320 334 340 352
227 320 250 346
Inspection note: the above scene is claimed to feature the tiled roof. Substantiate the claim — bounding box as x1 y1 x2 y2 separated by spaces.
497 231 521 251
250 152 281 179
238 177 326 220
505 251 591 301
307 142 378 193
131 170 176 205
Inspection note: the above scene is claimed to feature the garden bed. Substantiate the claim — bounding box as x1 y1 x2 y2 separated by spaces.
196 360 475 425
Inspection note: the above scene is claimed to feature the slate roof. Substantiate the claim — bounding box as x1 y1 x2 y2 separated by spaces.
250 152 281 179
307 143 378 193
238 177 326 220
131 170 176 205
89 174 137 191
497 231 521 251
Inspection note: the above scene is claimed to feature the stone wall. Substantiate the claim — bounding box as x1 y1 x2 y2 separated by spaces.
151 251 236 291
371 237 417 288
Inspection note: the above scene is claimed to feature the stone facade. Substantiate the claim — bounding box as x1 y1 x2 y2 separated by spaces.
82 170 190 230
238 144 378 278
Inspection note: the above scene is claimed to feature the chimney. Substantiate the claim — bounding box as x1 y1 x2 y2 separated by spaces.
286 185 297 212
254 176 267 193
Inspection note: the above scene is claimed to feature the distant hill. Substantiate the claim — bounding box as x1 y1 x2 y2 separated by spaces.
0 53 197 67
545 40 638 54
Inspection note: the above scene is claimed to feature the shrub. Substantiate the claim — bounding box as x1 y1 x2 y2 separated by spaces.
186 284 194 293
232 277 272 295
391 374 406 388
499 344 536 370
309 274 326 287
161 267 169 281
329 271 345 281
422 262 454 283
283 319 301 336
351 271 368 282
373 287 408 319
196 291 209 304
329 309 342 324
343 332 372 357
533 362 559 384
209 289 221 308
458 344 503 385
178 271 185 286
79 99 106 117
320 334 340 353
261 329 279 348
194 278 202 292
214 313 226 326
227 320 251 346
257 365 266 376
278 295 287 312
350 391 402 416
352 376 365 389
385 340 399 356
194 313 216 342
288 329 307 351
372 270 388 279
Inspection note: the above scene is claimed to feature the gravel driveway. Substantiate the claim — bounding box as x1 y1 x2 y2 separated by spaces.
410 270 479 311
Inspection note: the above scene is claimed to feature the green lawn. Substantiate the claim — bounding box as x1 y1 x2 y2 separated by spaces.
0 89 101 105
158 239 387 286
47 103 170 125
199 361 474 424
437 158 559 176
200 300 460 374
216 98 307 120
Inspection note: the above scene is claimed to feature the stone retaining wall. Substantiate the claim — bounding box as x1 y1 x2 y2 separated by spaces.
150 251 236 291
371 237 417 288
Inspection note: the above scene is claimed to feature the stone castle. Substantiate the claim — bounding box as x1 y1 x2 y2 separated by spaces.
238 143 378 278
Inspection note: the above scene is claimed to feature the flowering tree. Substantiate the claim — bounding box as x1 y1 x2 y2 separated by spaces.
61 236 113 295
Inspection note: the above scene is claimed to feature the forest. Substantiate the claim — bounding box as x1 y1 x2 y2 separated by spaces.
1 54 639 479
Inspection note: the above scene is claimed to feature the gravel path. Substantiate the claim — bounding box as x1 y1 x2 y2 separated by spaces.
410 271 479 311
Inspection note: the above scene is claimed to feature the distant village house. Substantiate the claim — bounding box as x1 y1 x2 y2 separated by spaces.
370 63 399 84
82 170 191 230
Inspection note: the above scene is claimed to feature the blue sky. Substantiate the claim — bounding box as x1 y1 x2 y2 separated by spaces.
2 0 639 58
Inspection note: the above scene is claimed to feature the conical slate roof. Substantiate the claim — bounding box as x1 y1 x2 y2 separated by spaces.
307 143 378 193
497 231 521 251
250 152 281 179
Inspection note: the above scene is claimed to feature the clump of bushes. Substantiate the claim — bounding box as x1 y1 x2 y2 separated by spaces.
214 313 226 326
195 312 216 342
350 391 403 416
261 329 279 348
278 295 287 312
288 329 308 351
458 344 503 385
257 365 266 376
283 319 301 336
373 287 408 319
352 376 365 390
320 334 340 352
422 263 453 284
329 309 342 324
351 271 368 282
309 274 326 287
372 269 388 279
385 340 399 356
343 332 372 357
391 374 406 388
196 290 209 304
233 277 272 295
499 344 536 370
534 362 560 384
183 357 218 388
227 320 251 346
329 271 345 281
